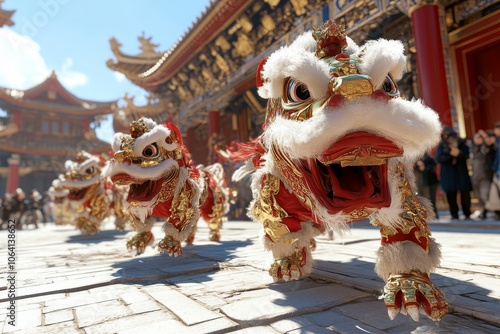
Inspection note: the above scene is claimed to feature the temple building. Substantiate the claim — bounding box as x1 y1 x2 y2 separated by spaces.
107 0 499 165
0 71 116 194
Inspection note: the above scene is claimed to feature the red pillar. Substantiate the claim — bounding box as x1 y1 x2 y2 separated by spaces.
12 110 22 127
410 4 452 126
185 127 196 153
6 154 21 194
208 110 221 136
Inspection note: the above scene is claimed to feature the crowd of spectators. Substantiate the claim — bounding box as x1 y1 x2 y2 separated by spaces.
415 122 500 220
0 188 46 229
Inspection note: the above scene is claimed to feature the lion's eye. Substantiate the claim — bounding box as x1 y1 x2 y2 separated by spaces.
142 144 158 157
287 80 310 103
85 167 94 175
381 76 398 96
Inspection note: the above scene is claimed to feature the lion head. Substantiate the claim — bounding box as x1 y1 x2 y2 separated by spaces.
255 20 441 219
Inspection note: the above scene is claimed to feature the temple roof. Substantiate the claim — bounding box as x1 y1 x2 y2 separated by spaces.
0 132 111 156
113 93 173 133
0 71 116 115
107 0 251 91
0 1 15 27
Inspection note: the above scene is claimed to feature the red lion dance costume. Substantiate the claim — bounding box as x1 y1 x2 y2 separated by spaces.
103 117 228 256
234 20 448 321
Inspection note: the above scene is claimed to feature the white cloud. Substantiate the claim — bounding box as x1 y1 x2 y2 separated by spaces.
58 57 88 88
95 114 114 143
0 28 50 88
0 28 87 89
113 72 126 82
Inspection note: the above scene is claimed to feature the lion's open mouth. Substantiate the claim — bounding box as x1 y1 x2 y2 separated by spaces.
305 132 402 215
67 187 88 201
111 173 165 202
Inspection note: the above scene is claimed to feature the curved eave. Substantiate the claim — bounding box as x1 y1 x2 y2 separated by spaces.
111 52 162 66
19 73 115 110
0 90 116 116
106 60 154 86
131 0 253 89
0 140 111 156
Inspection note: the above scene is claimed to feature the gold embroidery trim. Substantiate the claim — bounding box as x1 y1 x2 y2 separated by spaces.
270 143 315 212
372 162 431 252
169 182 196 231
251 174 291 243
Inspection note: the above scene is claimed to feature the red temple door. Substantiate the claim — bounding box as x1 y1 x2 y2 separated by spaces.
450 11 500 135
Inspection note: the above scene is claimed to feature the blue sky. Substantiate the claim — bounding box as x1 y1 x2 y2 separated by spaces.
0 0 212 141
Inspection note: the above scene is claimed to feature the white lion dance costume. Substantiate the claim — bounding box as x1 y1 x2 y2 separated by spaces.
234 20 448 321
103 117 228 256
59 150 128 234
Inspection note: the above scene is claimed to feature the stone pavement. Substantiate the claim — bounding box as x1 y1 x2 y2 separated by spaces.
0 213 499 334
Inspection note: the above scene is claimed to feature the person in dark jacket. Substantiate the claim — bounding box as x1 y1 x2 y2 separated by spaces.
436 127 473 219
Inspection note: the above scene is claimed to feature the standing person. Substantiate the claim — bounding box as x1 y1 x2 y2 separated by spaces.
487 122 500 218
415 152 440 219
11 188 26 228
436 127 473 220
470 130 496 219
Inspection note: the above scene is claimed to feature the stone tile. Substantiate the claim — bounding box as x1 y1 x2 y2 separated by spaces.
13 275 118 300
89 284 132 295
14 293 66 305
386 321 490 334
156 260 220 275
83 310 175 334
44 289 117 313
189 316 240 334
44 309 74 325
128 299 161 314
220 284 370 326
270 316 316 332
3 321 80 334
119 318 196 334
144 286 222 326
302 309 353 327
311 269 384 293
333 300 413 330
5 301 41 312
74 300 132 328
228 326 279 334
192 293 227 309
449 295 500 323
3 307 42 331
327 320 387 334
120 290 151 305
288 325 334 334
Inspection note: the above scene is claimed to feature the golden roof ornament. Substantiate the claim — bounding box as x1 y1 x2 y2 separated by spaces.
130 118 149 139
312 20 347 59
75 151 89 164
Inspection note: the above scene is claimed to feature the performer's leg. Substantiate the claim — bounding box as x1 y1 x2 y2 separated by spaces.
373 162 447 321
251 173 319 282
446 191 459 219
126 216 155 255
460 190 472 218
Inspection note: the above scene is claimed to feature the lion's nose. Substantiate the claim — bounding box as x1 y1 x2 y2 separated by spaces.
330 74 375 101
113 150 128 163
